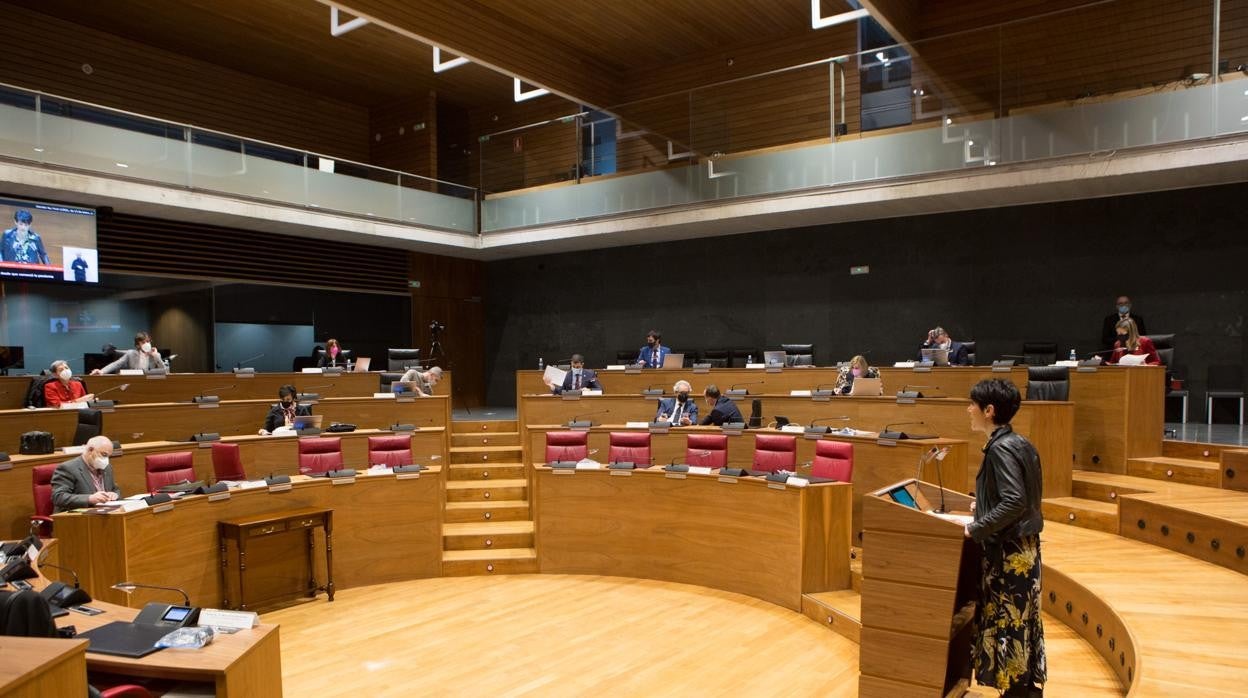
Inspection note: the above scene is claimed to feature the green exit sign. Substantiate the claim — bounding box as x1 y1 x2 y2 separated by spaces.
850 265 870 275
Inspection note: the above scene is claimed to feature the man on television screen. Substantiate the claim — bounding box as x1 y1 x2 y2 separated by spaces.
2 210 50 264
71 252 89 282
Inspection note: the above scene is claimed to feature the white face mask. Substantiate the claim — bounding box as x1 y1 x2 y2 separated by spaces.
92 455 110 470
140 342 153 353
58 368 72 381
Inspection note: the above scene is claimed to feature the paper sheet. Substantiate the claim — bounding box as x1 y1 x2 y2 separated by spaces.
543 365 568 387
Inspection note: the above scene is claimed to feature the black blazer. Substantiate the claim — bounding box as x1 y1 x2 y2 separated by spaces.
1101 314 1146 350
700 396 745 426
552 369 602 394
264 403 313 432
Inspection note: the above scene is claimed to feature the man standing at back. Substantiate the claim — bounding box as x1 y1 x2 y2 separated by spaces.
1101 295 1146 350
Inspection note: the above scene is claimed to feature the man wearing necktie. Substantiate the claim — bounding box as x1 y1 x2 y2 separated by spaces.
549 354 603 394
637 329 672 368
654 380 699 426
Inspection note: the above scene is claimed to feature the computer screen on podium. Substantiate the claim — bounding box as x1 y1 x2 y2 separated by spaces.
888 486 920 509
0 195 98 284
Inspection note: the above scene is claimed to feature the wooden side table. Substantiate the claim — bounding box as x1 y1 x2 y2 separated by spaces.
218 506 334 611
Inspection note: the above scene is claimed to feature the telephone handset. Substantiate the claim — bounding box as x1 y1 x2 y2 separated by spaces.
134 602 201 629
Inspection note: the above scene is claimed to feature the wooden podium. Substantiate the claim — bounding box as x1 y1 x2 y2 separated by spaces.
858 479 982 698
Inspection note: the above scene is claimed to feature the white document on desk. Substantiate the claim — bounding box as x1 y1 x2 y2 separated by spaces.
1118 353 1148 366
543 365 567 388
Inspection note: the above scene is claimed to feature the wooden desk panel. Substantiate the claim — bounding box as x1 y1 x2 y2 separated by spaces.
0 428 448 538
0 375 33 409
54 471 443 609
1069 366 1164 471
0 637 88 698
525 425 968 538
519 394 1073 500
0 407 80 456
88 370 454 404
534 466 851 610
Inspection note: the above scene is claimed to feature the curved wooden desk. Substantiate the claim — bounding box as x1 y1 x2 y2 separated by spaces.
87 370 454 405
533 465 852 611
0 636 87 697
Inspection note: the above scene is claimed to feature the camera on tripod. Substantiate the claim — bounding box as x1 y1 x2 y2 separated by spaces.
429 321 446 334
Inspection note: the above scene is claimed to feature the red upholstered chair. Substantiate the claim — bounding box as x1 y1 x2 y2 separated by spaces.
298 437 343 475
210 442 247 481
608 432 651 465
31 464 57 536
685 434 728 468
144 451 196 491
368 435 413 467
811 440 854 481
544 431 588 462
751 434 797 473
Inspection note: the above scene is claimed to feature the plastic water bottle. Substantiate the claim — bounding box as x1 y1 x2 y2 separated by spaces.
537 357 544 371
747 354 754 365
1069 348 1077 361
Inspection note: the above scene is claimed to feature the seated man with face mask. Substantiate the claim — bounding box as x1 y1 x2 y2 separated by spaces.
42 359 95 407
51 435 120 512
547 354 603 395
654 380 699 426
259 384 313 435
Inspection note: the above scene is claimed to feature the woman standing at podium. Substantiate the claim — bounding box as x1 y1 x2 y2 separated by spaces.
965 379 1046 697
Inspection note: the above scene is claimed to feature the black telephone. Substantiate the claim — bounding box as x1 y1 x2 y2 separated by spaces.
134 602 201 629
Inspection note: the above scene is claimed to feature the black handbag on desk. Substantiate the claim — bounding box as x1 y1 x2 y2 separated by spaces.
20 431 55 455
326 422 357 433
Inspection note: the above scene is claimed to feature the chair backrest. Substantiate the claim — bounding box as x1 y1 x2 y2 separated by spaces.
1144 334 1174 367
615 350 636 362
368 435 413 467
608 432 651 465
298 437 343 475
1022 341 1057 366
387 348 421 372
144 451 196 491
544 431 588 462
685 433 728 467
701 349 730 368
752 434 797 473
812 440 854 481
780 344 814 366
32 464 56 518
1026 365 1071 401
73 408 104 447
210 442 247 481
961 341 977 366
729 349 758 368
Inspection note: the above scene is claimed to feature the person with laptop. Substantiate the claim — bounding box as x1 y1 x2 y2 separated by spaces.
91 331 166 374
546 355 602 394
317 338 350 368
50 435 120 512
833 355 880 395
700 384 745 426
654 380 698 425
636 329 671 368
918 326 971 366
259 384 313 435
399 365 444 396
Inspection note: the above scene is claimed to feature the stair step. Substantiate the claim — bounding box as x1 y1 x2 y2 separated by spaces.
800 590 861 643
1127 457 1222 487
445 479 527 502
450 445 524 464
443 521 535 550
448 463 526 481
1072 473 1154 503
452 431 521 448
444 500 530 523
452 420 519 434
442 547 538 576
1042 497 1119 533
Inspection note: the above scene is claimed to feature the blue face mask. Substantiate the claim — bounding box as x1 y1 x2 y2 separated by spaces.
1117 304 1130 314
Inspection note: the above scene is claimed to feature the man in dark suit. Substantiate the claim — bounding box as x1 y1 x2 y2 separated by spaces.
636 329 671 368
919 326 971 366
654 380 699 426
700 384 745 426
548 354 603 394
1101 295 1146 350
50 435 119 512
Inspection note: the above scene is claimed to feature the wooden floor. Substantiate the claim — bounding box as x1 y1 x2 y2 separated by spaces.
268 574 1121 697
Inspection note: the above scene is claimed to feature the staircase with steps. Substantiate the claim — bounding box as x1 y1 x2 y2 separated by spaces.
441 419 537 575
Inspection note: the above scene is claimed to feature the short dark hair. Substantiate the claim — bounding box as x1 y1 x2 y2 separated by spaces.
704 384 721 399
570 353 585 363
13 210 32 224
970 379 1021 425
278 384 297 399
646 329 661 341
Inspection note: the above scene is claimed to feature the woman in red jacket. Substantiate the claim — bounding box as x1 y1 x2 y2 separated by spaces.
1107 318 1160 365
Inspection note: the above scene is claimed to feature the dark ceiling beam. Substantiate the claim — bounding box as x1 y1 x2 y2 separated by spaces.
318 0 622 109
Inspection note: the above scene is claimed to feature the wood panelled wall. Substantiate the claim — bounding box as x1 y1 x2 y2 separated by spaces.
408 252 485 407
0 2 370 162
370 91 438 189
470 100 580 192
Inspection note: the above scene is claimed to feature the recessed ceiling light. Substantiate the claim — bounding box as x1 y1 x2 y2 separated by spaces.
33 147 44 153
115 162 129 168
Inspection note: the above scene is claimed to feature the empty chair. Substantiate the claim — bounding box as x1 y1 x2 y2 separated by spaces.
387 348 421 372
608 432 651 465
685 433 728 468
730 348 760 367
780 343 814 367
961 341 977 366
368 435 413 467
144 451 196 491
298 437 344 475
701 349 730 368
1145 334 1175 369
752 434 797 473
73 408 103 446
545 431 588 462
1205 365 1245 426
210 442 247 481
1026 366 1070 401
616 350 637 363
1022 342 1057 366
31 464 56 537
811 440 854 481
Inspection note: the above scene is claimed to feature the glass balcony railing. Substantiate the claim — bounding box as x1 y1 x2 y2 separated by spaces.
0 84 477 235
480 0 1248 233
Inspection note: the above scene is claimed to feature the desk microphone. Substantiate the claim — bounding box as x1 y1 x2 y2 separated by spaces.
192 384 236 404
568 410 609 428
642 384 665 397
37 560 93 607
806 415 850 435
727 382 764 396
234 353 265 372
298 384 335 401
89 382 130 408
880 421 928 440
812 383 839 396
898 385 943 399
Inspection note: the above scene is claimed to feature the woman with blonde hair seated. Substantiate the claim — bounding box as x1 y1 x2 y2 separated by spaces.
1106 318 1160 365
834 354 879 394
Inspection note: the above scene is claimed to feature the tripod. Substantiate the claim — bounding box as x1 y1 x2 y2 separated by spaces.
426 322 449 368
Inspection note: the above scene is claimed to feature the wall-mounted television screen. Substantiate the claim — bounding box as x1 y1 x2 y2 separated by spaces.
0 195 98 284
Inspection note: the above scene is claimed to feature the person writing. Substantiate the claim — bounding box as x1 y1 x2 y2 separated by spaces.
655 380 698 426
636 329 671 368
318 338 348 367
260 384 312 435
43 360 95 407
964 379 1046 697
92 331 165 374
546 355 602 394
399 366 444 396
700 384 745 426
51 435 120 512
919 326 971 366
1105 318 1160 365
1101 295 1146 350
833 355 879 395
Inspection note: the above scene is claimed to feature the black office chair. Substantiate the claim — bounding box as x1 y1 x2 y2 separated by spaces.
780 344 814 367
961 341 977 366
616 350 637 363
702 349 730 368
387 348 422 372
1026 366 1070 401
73 409 103 446
0 589 57 638
1022 342 1057 366
1144 334 1174 370
730 349 760 368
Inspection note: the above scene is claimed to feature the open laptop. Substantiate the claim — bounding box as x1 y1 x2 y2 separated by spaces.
920 348 950 366
292 414 323 430
352 356 371 372
850 377 883 396
763 350 786 366
661 353 685 368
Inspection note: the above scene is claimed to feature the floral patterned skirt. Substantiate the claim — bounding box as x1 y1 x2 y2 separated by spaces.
974 534 1047 694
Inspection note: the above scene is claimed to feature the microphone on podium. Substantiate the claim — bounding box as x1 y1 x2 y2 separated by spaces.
89 382 130 409
568 410 609 428
192 384 236 404
806 415 850 435
298 384 335 401
727 382 763 397
879 421 935 440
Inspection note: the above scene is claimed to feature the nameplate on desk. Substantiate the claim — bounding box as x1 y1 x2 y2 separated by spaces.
780 424 805 434
582 389 602 396
609 469 632 476
561 390 583 400
553 468 576 475
119 369 144 376
302 367 323 374
197 401 219 409
790 390 812 397
665 472 687 479
1076 365 1099 373
876 438 898 447
992 364 1013 372
896 397 917 405
1055 360 1079 367
150 502 175 514
61 445 86 455
689 466 713 476
786 476 810 488
767 482 787 491
717 475 739 484
624 421 649 429
372 392 396 399
648 422 670 434
395 472 421 480
745 363 765 369
766 366 783 373
912 365 932 373
207 490 231 502
624 366 641 374
605 365 626 371
233 369 255 377
145 371 167 380
331 477 356 485
893 361 916 368
692 363 711 374
721 423 745 435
